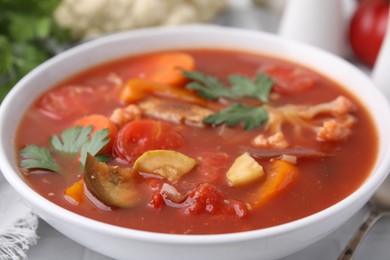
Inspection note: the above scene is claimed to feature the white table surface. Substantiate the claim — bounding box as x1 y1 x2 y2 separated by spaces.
7 0 390 259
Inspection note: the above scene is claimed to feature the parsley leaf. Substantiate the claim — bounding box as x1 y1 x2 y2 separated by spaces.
80 128 110 165
183 71 237 99
19 145 60 172
229 74 274 103
184 71 274 130
19 126 110 174
183 70 274 103
203 103 269 131
51 126 93 153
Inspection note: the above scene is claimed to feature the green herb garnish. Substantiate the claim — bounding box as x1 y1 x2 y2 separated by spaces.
184 71 237 99
19 145 60 172
51 126 93 153
229 74 273 103
19 126 110 173
204 103 269 131
183 71 274 102
184 70 274 130
80 128 110 165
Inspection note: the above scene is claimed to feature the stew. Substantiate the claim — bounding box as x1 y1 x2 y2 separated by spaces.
16 49 378 234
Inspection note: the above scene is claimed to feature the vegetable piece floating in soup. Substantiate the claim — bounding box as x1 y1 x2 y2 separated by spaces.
16 49 378 234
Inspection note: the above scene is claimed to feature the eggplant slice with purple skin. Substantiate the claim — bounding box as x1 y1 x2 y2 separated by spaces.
84 154 140 208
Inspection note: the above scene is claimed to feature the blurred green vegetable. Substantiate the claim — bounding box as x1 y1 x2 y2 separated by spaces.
0 0 71 102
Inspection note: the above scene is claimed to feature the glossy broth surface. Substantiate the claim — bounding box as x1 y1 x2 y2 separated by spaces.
16 49 378 234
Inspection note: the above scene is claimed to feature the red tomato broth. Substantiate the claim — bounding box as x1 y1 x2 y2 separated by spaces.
16 49 378 234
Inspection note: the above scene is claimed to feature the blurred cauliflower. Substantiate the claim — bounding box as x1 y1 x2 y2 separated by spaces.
54 0 228 39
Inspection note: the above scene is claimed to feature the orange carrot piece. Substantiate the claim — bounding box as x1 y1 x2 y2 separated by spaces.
142 52 195 86
119 79 207 106
65 179 84 205
252 160 299 209
73 114 118 154
118 79 153 103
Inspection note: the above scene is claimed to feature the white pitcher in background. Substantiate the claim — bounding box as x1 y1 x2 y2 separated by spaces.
278 0 345 56
372 8 390 101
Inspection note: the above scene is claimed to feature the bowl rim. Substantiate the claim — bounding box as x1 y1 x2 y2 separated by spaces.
1 24 390 245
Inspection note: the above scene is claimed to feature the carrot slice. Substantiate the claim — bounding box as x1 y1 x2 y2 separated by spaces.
65 179 84 205
139 52 195 86
73 114 118 154
252 160 299 208
119 79 207 106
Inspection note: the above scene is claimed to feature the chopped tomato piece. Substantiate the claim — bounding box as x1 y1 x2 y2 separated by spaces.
149 183 248 218
184 183 225 215
258 64 318 95
197 152 230 183
148 191 164 209
36 84 114 120
37 85 92 120
183 183 248 218
114 119 185 163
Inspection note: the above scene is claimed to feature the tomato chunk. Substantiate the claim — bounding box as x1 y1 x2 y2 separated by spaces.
36 84 114 120
197 152 230 183
183 183 248 218
114 119 185 163
148 191 164 209
149 183 248 218
258 64 318 95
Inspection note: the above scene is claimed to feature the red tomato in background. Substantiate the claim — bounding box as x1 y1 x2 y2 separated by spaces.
349 0 389 67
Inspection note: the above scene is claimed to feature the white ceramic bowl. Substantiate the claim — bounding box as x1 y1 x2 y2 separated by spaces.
1 25 390 260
